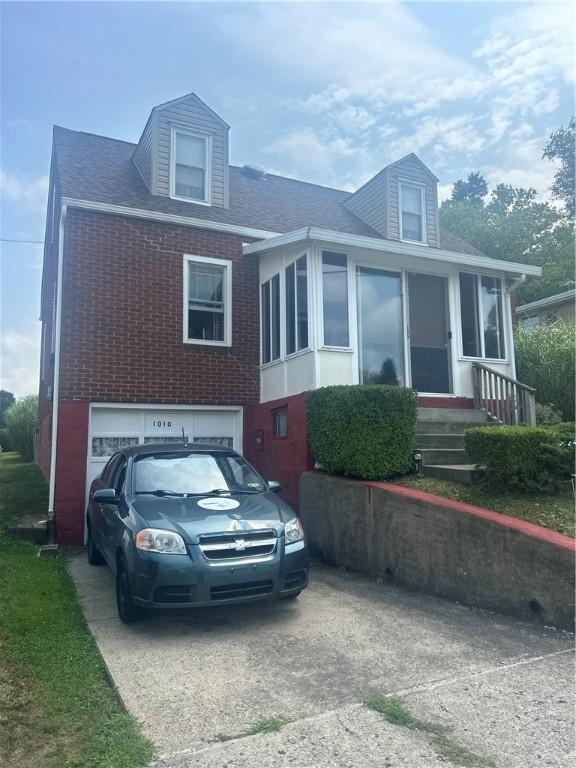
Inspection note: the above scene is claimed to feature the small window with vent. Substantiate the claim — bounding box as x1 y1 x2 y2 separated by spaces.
273 409 288 438
171 129 211 204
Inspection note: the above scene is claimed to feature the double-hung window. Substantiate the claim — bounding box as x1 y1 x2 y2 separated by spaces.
261 274 281 364
399 182 425 243
459 273 505 359
172 129 211 203
322 251 349 347
285 255 309 355
184 256 232 346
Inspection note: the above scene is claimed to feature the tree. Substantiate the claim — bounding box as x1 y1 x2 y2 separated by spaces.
3 395 38 461
449 172 488 207
0 390 15 429
542 116 575 217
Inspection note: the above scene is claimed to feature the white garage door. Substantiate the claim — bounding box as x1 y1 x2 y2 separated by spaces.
87 404 243 491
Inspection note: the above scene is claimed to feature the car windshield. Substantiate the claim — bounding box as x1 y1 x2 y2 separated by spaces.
133 452 267 495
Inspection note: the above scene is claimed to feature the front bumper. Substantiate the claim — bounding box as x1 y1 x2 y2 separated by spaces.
127 540 309 608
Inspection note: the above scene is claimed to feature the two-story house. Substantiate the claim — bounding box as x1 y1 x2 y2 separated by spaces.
37 93 541 544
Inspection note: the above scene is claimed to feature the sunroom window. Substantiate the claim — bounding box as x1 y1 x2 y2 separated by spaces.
285 255 308 355
400 183 425 242
459 273 505 359
261 274 280 364
184 256 231 345
322 251 349 347
172 129 210 203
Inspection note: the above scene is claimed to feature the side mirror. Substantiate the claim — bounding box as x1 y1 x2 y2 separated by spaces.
93 488 118 505
268 480 282 494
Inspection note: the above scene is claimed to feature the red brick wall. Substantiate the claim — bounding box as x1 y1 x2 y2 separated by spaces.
244 392 313 510
59 209 260 406
54 400 90 544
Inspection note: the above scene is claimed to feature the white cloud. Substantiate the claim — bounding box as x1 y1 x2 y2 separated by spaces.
0 325 40 398
390 115 485 159
0 170 49 214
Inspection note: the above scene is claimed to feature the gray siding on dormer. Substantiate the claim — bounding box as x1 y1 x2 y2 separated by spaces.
342 168 389 236
155 98 229 208
132 113 155 193
387 156 439 247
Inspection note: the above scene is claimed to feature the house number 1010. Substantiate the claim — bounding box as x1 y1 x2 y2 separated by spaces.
153 420 172 427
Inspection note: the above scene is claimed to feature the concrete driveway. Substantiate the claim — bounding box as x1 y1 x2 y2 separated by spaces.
68 553 575 768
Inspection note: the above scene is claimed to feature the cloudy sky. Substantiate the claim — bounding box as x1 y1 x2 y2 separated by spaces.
1 0 573 396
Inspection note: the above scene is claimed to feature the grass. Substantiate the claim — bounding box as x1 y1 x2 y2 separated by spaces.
0 452 153 768
395 474 575 538
365 695 496 768
248 717 287 735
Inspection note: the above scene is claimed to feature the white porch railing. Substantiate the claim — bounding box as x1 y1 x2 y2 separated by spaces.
472 362 536 426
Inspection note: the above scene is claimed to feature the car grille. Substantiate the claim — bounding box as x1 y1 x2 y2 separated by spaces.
210 580 274 601
198 530 277 561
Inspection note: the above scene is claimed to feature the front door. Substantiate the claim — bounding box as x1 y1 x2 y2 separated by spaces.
407 273 452 394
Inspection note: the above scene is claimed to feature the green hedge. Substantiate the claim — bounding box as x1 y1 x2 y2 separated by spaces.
466 425 574 493
307 385 417 480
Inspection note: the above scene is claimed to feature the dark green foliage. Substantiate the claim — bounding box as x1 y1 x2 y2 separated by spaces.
307 385 417 480
3 394 38 460
466 426 575 494
515 322 575 421
543 116 575 217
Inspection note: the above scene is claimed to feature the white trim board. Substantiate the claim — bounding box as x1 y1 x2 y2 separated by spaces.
243 227 542 278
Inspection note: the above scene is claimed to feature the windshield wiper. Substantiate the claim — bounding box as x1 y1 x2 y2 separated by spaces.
135 489 185 497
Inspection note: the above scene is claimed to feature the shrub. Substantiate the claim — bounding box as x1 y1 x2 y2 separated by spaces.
515 322 575 421
4 395 38 461
307 385 417 480
536 402 563 426
466 425 574 493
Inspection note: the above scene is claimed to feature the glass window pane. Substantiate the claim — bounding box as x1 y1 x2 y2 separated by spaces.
322 252 349 347
357 268 404 385
188 308 224 341
286 263 296 355
189 264 223 305
261 282 271 364
144 436 189 444
459 273 481 357
481 276 505 359
175 165 205 200
402 212 422 242
92 437 138 458
296 255 308 350
193 437 234 448
271 274 281 360
402 185 422 215
274 410 288 437
176 134 206 168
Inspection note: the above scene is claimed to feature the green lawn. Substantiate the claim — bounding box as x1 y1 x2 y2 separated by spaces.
396 474 575 538
0 453 153 768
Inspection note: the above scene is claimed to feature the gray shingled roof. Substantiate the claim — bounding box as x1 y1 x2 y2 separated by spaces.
53 126 487 257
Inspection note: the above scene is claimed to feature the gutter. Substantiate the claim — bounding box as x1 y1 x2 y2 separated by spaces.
46 203 67 544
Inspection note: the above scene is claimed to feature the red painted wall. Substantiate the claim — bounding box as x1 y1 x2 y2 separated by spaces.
244 392 313 511
417 396 474 409
54 400 90 544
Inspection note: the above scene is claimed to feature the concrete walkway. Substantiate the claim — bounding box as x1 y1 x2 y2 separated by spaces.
68 553 575 768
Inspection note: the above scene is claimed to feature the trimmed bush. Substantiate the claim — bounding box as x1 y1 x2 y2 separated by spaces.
466 425 574 493
307 385 417 480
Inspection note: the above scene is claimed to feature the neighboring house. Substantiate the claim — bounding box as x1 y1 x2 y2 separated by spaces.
515 289 575 330
37 93 541 543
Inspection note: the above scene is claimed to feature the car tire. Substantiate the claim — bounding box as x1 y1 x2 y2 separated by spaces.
86 523 105 566
116 557 146 624
282 590 301 600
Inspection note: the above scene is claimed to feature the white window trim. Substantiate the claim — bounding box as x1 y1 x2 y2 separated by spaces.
170 127 212 206
183 254 232 347
398 180 428 246
457 272 508 362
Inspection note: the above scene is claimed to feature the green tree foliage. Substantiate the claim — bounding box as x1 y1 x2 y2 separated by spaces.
450 171 488 207
543 116 575 217
0 390 15 428
514 322 575 422
3 395 38 461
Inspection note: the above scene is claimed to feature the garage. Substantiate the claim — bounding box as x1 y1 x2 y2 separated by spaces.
87 404 243 492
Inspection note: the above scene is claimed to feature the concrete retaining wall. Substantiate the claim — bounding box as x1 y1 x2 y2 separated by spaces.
300 473 576 629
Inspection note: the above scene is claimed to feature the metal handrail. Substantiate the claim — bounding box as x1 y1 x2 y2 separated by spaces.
472 363 536 426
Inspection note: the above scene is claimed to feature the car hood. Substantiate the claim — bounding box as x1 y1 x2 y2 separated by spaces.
128 492 295 543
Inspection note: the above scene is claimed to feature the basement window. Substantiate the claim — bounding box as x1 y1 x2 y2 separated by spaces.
273 409 288 438
171 128 211 204
184 255 232 346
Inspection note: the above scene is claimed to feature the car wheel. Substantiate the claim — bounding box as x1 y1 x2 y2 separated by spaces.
86 523 105 566
116 557 145 624
282 591 301 600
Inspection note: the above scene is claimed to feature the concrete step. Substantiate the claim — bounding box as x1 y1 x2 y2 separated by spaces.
415 433 465 449
417 407 487 423
415 420 484 435
420 448 469 466
423 464 480 484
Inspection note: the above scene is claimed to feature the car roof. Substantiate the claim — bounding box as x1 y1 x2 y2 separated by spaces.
121 443 237 458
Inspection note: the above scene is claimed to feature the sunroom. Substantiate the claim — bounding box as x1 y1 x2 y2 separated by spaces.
243 228 542 407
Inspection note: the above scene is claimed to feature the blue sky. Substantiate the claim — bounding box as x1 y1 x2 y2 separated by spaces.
1 0 573 396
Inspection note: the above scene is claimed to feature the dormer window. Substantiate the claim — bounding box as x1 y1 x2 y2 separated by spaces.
171 128 211 204
399 182 426 243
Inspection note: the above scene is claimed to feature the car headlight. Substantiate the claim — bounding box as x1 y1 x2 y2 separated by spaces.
135 528 187 555
284 517 304 544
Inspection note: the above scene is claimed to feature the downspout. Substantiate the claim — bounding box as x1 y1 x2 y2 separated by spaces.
46 204 67 544
506 274 526 381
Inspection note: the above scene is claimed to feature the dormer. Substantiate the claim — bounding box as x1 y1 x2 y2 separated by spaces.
132 93 230 208
343 153 439 247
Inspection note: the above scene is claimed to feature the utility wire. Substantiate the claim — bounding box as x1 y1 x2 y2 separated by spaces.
0 238 44 244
